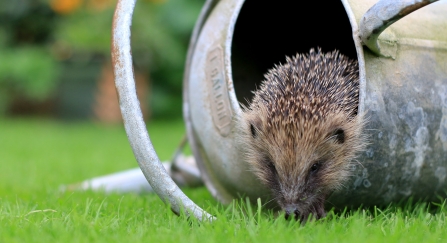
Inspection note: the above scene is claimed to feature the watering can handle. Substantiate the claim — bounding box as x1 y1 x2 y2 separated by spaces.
111 0 213 221
359 0 439 57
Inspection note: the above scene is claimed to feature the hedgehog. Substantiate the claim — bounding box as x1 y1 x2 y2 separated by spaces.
240 48 366 221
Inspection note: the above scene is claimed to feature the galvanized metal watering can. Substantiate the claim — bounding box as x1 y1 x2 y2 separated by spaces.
112 0 447 220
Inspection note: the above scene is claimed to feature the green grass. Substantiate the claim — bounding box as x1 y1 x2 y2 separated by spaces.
1 118 446 242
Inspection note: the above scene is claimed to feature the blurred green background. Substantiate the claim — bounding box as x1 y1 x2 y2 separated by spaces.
0 0 204 121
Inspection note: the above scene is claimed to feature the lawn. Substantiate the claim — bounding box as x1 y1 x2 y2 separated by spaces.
1 118 446 242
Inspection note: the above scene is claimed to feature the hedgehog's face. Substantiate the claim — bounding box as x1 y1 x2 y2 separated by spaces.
244 112 361 222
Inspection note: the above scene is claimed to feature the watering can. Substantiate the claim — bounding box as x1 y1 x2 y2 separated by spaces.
111 0 447 220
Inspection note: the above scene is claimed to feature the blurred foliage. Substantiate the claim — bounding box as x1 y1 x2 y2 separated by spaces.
133 0 204 118
53 0 204 118
0 0 204 118
0 47 59 105
0 0 60 113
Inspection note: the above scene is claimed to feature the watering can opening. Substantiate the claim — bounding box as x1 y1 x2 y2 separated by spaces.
184 0 364 206
231 0 359 106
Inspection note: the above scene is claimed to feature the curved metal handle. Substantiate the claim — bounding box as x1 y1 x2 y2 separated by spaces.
359 0 438 57
111 0 213 221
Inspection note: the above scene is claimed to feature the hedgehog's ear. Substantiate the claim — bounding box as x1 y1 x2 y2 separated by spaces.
328 128 345 144
248 117 262 139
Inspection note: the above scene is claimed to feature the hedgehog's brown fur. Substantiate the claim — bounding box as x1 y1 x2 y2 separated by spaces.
241 48 366 221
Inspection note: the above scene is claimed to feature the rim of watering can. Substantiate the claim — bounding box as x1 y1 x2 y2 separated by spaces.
182 0 249 204
182 0 371 204
111 0 214 221
182 0 222 201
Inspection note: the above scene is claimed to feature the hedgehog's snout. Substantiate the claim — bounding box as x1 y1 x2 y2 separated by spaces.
281 195 327 222
284 205 300 220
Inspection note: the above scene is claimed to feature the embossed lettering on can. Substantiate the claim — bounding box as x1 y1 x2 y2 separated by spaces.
207 46 232 137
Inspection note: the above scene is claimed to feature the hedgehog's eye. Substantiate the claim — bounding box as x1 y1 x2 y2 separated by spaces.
263 157 277 175
268 159 276 172
248 118 262 139
250 123 257 138
310 162 320 173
